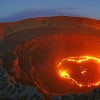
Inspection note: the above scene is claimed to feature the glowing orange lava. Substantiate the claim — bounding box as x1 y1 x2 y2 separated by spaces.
57 56 100 87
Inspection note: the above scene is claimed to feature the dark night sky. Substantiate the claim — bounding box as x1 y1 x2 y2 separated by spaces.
0 0 100 22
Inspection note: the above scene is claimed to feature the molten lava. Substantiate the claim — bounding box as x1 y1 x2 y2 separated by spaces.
58 56 100 88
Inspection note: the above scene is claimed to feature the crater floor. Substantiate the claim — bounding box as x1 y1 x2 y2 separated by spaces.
13 33 100 94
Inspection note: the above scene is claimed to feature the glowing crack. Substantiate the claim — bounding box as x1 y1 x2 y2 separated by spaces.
57 56 100 87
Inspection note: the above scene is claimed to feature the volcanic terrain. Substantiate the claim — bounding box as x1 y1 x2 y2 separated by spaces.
0 16 100 97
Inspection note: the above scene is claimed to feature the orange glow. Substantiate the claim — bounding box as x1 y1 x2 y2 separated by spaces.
81 69 87 75
59 70 70 78
58 56 100 87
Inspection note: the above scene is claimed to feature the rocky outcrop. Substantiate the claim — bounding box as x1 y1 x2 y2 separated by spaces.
52 88 100 100
0 67 44 100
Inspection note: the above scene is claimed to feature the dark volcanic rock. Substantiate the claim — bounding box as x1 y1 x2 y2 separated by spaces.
52 88 100 100
0 68 44 100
